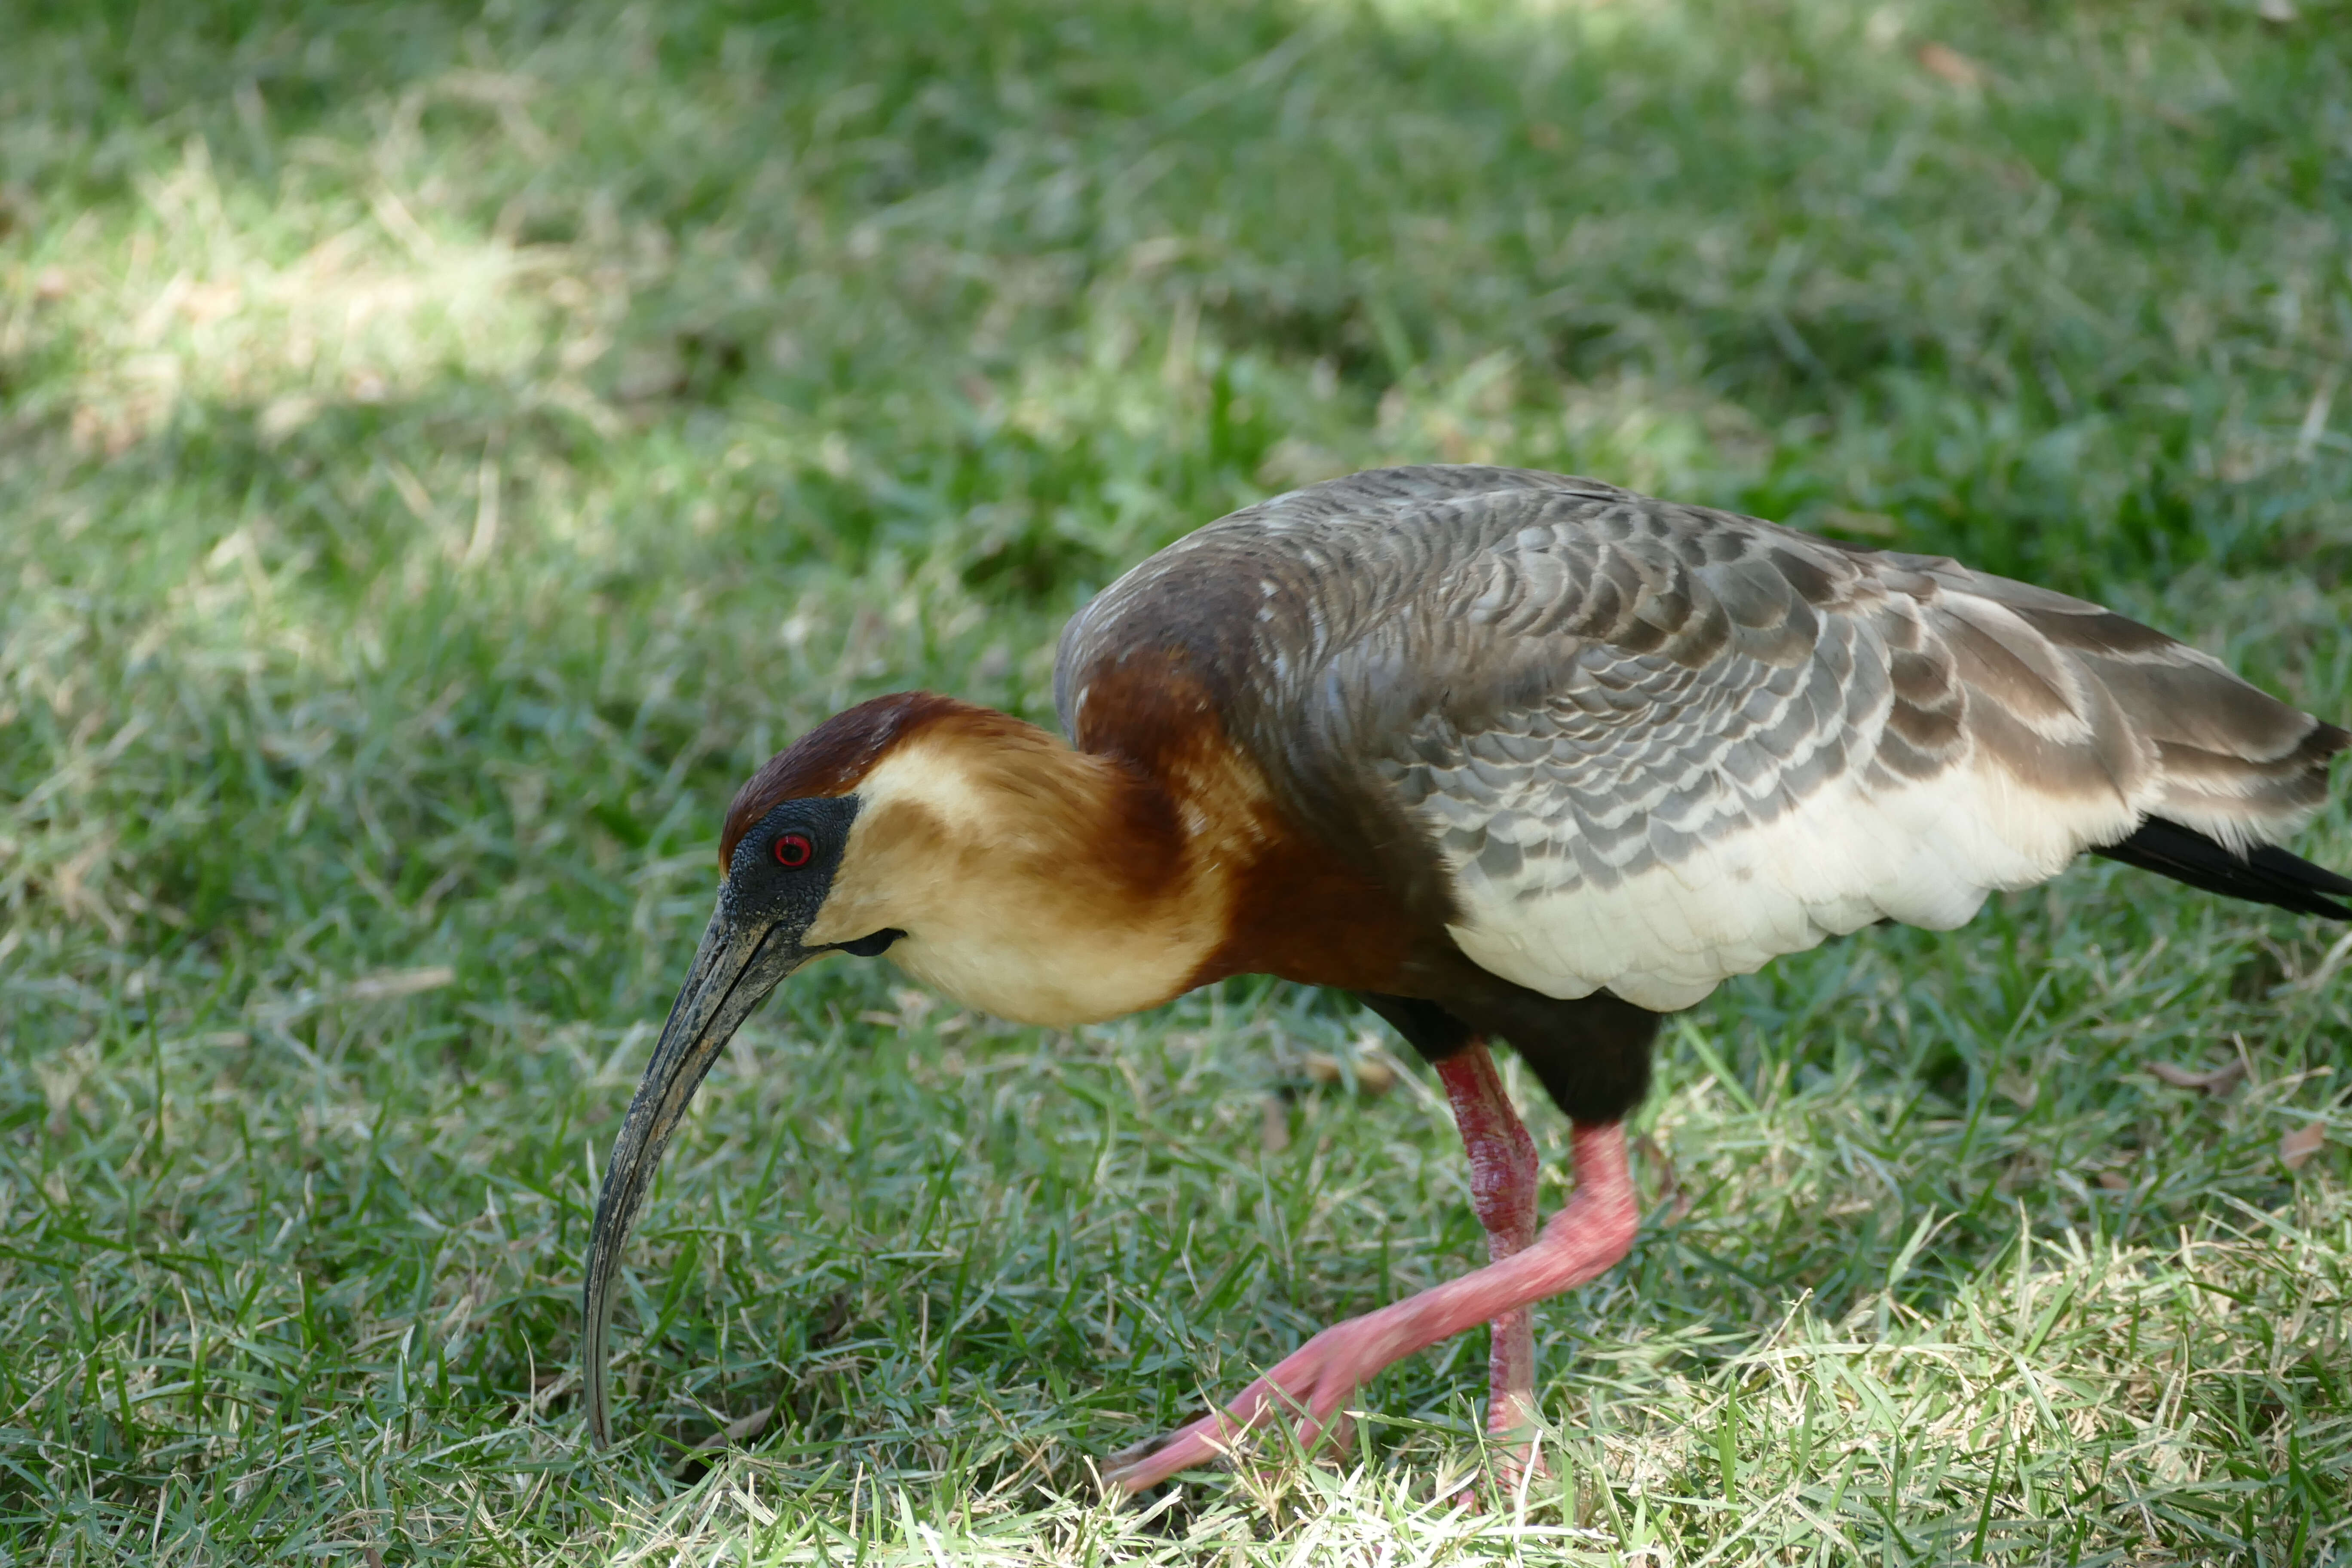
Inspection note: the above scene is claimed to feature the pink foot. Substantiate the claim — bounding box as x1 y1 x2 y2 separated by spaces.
1105 1115 1635 1495
1102 1315 1388 1487
1467 1297 1547 1504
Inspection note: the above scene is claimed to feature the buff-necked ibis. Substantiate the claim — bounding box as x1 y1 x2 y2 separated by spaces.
582 465 2350 1489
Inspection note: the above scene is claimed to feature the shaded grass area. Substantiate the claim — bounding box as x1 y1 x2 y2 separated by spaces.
2 0 2349 1559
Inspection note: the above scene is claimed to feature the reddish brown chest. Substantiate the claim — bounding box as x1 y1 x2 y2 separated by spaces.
1067 660 1422 997
1189 833 1421 994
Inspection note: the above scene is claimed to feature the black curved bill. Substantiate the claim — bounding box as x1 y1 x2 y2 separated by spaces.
582 899 805 1447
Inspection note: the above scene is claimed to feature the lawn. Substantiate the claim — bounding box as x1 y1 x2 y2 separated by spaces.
2 0 2349 1560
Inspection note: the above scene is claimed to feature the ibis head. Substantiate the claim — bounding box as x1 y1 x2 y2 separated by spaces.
578 791 867 1446
579 690 1248 1445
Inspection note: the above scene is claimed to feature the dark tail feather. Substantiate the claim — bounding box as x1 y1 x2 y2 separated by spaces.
2093 817 2352 920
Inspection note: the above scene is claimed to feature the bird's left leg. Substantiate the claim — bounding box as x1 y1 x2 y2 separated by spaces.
1103 1115 1635 1494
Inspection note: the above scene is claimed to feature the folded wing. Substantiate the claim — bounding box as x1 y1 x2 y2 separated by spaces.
1060 467 2348 1011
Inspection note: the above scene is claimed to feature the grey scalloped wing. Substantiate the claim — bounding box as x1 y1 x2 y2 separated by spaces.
1058 467 2343 1010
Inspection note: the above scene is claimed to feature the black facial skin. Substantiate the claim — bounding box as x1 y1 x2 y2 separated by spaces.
582 793 899 1447
717 795 861 940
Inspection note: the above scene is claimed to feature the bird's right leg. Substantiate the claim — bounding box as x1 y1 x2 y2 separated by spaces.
1102 1115 1635 1494
1433 1043 1544 1479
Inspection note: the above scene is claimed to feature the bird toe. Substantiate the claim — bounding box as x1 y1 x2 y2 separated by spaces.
1102 1330 1378 1494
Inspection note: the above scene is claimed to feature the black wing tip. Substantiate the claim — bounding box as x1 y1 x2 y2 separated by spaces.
2093 816 2352 921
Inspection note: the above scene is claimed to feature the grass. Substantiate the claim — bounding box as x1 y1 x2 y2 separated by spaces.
2 0 2349 1559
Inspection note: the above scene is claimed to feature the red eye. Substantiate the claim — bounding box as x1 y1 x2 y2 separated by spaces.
773 833 814 869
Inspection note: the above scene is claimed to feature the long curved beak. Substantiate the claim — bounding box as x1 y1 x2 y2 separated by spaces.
582 898 808 1447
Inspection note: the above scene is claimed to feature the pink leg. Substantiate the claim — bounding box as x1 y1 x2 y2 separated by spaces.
1105 1107 1637 1494
1434 1046 1544 1481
